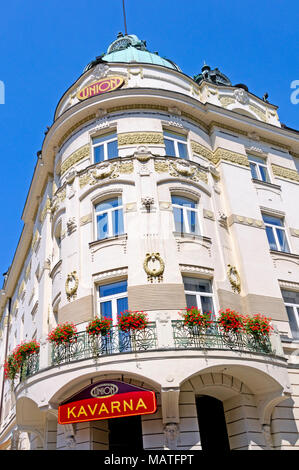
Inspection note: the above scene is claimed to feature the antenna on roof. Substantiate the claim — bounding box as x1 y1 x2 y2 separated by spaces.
122 0 128 36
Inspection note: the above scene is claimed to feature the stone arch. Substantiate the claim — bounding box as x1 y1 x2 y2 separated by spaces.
47 370 163 451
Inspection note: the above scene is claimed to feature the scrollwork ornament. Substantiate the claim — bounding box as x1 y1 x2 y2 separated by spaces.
65 271 79 301
227 264 241 294
143 253 165 283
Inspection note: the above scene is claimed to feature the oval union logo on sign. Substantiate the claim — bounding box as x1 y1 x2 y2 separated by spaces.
77 76 124 101
90 383 119 398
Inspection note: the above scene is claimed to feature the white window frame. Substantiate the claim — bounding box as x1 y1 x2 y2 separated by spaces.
183 277 215 317
248 155 270 183
163 130 189 159
262 213 290 253
284 302 299 339
171 195 201 235
95 197 124 240
92 132 118 163
98 282 128 325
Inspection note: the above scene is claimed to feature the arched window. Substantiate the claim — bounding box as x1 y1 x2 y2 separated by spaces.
171 195 200 235
95 197 124 240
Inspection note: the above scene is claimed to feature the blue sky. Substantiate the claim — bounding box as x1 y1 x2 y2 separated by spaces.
0 0 298 279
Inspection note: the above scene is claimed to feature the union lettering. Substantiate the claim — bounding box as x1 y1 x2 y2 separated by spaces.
76 77 124 101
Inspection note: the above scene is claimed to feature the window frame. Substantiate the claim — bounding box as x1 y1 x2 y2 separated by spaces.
171 194 201 236
92 131 118 163
183 276 216 318
262 213 290 253
248 154 270 183
94 196 124 240
163 129 189 159
97 279 128 325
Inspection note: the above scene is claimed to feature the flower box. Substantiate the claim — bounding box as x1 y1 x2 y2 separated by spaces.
4 340 40 381
244 314 273 338
47 322 77 345
117 310 148 332
86 317 112 337
218 309 245 333
180 307 212 331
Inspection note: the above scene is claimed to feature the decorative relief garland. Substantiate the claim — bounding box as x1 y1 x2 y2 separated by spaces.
227 264 241 294
65 271 79 301
143 253 165 283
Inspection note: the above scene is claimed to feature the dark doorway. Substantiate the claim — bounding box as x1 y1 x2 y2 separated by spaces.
196 395 230 451
108 415 143 451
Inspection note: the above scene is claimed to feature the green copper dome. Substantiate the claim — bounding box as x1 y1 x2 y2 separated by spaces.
84 33 181 72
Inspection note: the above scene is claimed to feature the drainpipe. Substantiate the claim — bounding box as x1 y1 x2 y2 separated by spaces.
0 297 11 424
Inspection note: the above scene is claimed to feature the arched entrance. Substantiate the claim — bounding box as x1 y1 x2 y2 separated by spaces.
196 395 230 451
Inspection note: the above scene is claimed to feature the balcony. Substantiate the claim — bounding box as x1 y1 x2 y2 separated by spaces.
18 320 284 382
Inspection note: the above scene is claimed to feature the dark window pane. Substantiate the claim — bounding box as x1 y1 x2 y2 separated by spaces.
276 228 290 253
249 162 258 179
173 206 185 233
112 208 124 236
265 226 277 250
262 214 283 226
93 133 117 145
100 280 127 298
186 294 198 309
107 140 118 159
178 142 188 159
100 301 112 319
201 295 214 316
286 306 299 340
164 139 175 156
183 277 212 293
94 145 104 163
95 198 121 212
259 165 269 183
171 196 196 208
187 209 199 234
97 212 109 239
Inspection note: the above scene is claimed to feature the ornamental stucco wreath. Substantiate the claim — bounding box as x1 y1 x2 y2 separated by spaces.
65 271 79 301
143 253 165 282
227 264 241 294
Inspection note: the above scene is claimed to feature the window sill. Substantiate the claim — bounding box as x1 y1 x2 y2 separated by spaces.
270 250 299 260
252 178 281 191
89 233 127 250
173 231 212 244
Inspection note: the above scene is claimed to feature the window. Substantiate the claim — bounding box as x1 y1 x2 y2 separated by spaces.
248 155 270 183
262 214 290 253
95 197 124 240
92 132 118 163
172 195 200 235
282 290 299 340
98 280 129 351
164 130 188 159
183 277 215 318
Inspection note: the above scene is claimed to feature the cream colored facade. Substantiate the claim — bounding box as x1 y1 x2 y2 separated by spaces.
0 34 299 450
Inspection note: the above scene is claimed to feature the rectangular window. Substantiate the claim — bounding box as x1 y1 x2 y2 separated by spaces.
92 132 118 163
248 155 270 183
281 290 299 340
172 196 200 235
95 197 124 240
183 277 215 318
262 214 290 253
164 130 188 159
98 280 129 351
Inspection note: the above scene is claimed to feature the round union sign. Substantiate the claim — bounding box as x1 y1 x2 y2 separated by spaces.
76 76 124 101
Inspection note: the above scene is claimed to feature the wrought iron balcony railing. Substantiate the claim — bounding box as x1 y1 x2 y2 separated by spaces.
18 320 282 382
50 323 158 367
172 321 274 355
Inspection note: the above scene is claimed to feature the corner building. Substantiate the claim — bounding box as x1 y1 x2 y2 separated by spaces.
0 33 299 450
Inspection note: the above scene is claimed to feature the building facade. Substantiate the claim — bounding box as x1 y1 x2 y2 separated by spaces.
0 33 299 450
